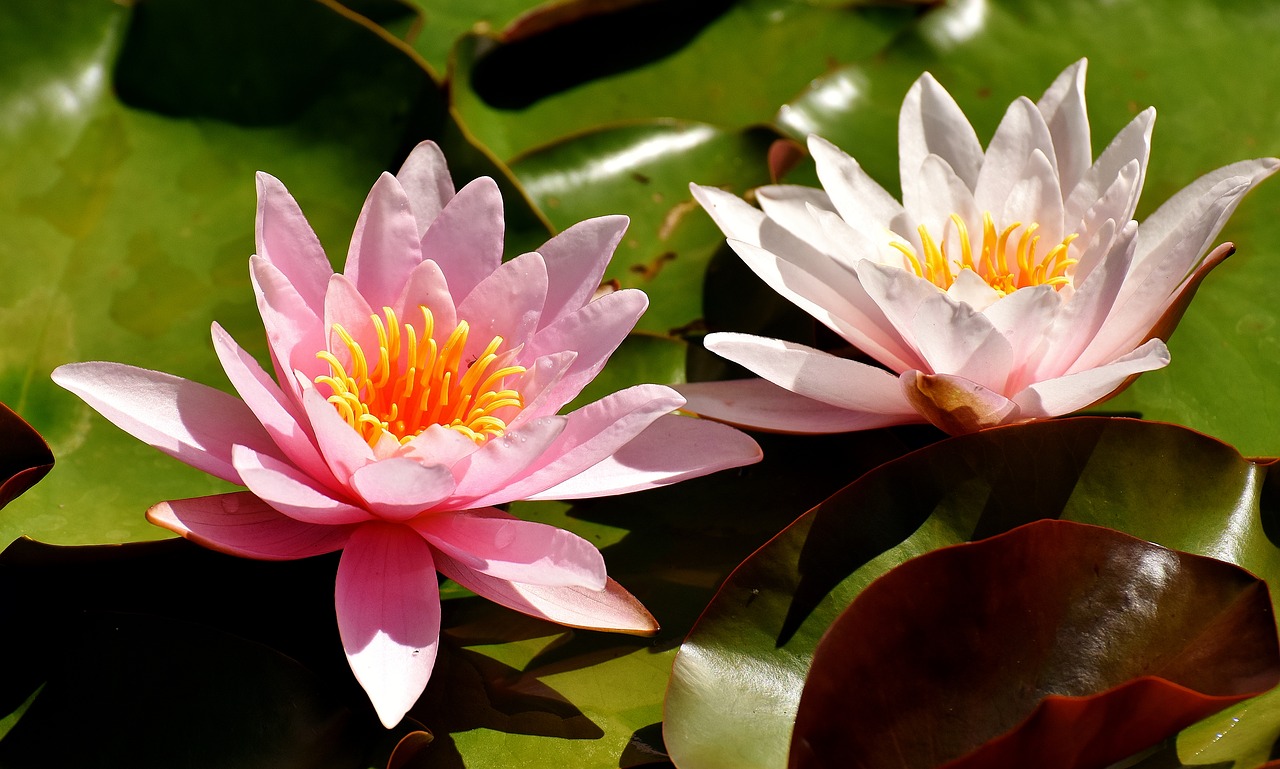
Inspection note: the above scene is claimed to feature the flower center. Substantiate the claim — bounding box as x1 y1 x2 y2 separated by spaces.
315 306 526 447
890 212 1079 296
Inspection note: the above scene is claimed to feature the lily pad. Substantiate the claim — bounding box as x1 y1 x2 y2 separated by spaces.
449 1 921 162
510 121 778 333
789 519 1280 769
664 418 1280 769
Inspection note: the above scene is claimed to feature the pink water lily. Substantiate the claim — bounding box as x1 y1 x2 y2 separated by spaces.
52 141 761 727
681 60 1278 435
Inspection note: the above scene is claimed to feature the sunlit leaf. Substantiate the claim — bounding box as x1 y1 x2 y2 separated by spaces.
790 519 1280 769
665 418 1280 769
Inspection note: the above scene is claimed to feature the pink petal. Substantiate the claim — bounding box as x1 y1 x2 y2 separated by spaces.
900 370 1021 435
509 351 578 424
520 289 647 412
1133 158 1279 268
1000 148 1064 248
908 293 1014 393
1013 338 1170 419
52 362 282 485
974 96 1058 215
454 251 548 361
392 259 457 335
983 285 1061 392
721 238 923 373
1037 220 1138 379
755 185 839 257
1072 160 1142 286
420 176 504 303
1089 164 1275 363
851 260 949 369
434 550 657 635
413 507 605 589
336 522 441 728
1065 109 1154 227
395 141 455 237
232 444 372 525
899 72 984 194
344 172 424 312
211 323 342 493
538 215 629 330
688 182 769 248
348 458 456 521
677 378 922 433
299 381 375 482
463 384 684 508
447 415 568 502
400 424 485 467
528 413 761 500
809 135 906 238
148 492 356 560
250 255 327 395
704 333 915 414
946 269 1001 312
1036 59 1091 198
322 273 379 368
907 155 980 249
254 172 332 313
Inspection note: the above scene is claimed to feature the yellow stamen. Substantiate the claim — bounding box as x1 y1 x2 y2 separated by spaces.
895 211 1079 297
314 306 526 448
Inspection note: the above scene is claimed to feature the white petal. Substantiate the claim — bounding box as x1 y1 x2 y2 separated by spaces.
899 72 984 195
809 135 907 233
1013 338 1170 418
677 378 920 433
1065 109 1154 227
1036 59 1091 197
705 333 914 414
975 96 1058 215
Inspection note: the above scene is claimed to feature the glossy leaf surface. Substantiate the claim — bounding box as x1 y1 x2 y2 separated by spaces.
790 519 1280 769
665 419 1280 769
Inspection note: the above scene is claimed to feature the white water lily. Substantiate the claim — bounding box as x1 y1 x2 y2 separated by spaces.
681 60 1277 435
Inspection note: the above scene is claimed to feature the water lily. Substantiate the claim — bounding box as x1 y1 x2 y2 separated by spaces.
681 60 1277 435
52 141 761 727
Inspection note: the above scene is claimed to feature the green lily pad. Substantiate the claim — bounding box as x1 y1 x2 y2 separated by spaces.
790 519 1280 769
664 418 1280 769
449 1 921 162
510 121 778 333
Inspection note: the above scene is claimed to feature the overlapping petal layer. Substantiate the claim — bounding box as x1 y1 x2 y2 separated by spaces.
682 60 1278 435
53 142 761 726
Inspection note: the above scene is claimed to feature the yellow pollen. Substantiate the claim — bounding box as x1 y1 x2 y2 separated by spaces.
889 212 1079 296
315 306 526 448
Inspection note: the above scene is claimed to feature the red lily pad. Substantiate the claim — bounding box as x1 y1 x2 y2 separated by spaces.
0 403 52 510
790 519 1280 769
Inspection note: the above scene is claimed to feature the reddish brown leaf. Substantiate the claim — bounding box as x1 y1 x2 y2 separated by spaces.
789 519 1280 769
0 402 53 509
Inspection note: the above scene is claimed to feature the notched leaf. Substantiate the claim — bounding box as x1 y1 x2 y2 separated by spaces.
789 519 1280 769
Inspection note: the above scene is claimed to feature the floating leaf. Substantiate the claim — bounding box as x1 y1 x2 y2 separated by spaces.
790 519 1280 769
665 418 1280 769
